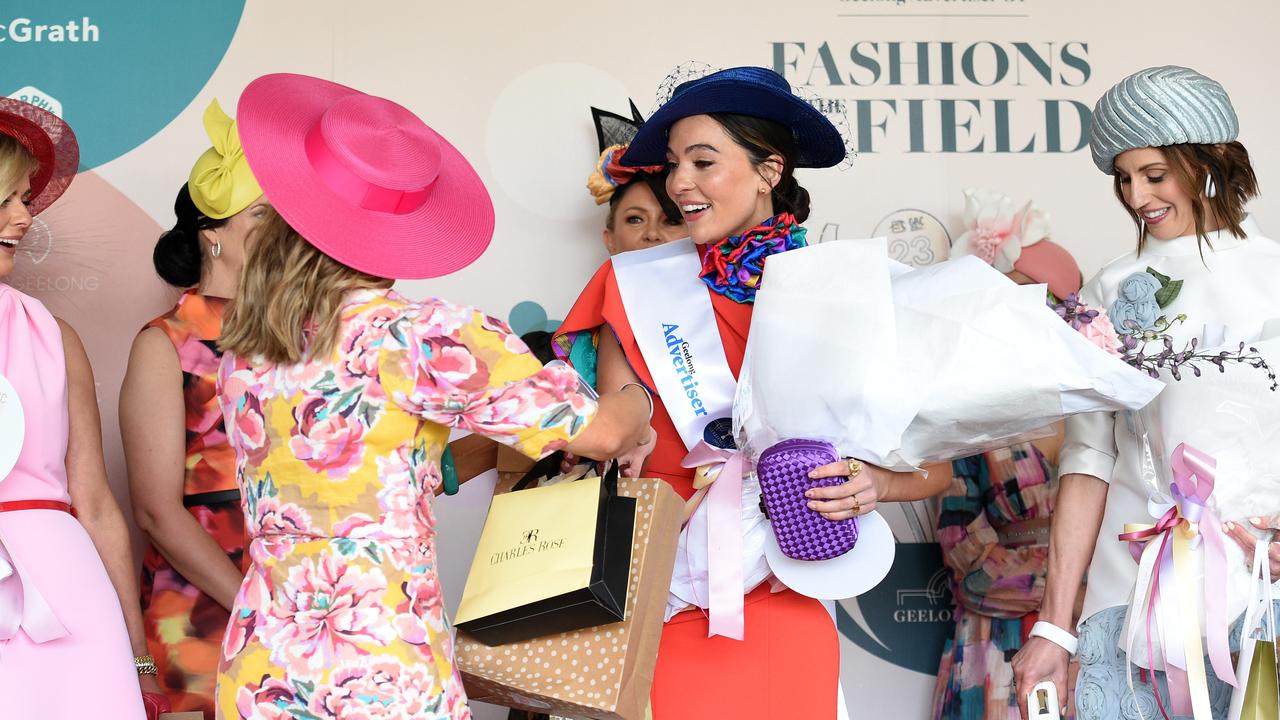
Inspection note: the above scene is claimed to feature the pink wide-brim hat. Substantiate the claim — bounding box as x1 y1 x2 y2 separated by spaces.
235 73 494 280
0 97 79 216
1013 239 1082 299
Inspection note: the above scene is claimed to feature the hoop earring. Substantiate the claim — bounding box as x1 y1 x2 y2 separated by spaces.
211 239 222 258
1204 174 1217 199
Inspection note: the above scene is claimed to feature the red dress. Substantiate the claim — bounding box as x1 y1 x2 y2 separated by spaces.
557 259 839 719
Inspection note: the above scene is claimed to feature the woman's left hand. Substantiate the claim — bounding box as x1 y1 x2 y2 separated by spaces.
139 675 169 720
1224 516 1280 577
805 458 890 521
139 675 163 695
617 428 657 478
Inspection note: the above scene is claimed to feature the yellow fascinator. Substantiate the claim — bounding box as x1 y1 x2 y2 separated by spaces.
188 99 262 219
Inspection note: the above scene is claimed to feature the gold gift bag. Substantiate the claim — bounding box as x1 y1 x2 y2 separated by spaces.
457 465 683 720
455 455 635 646
1238 638 1278 720
1230 535 1279 720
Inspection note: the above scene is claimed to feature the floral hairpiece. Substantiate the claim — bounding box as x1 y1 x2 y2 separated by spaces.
951 188 1050 272
586 144 664 205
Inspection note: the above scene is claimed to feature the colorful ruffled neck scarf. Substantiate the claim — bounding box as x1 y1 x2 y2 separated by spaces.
699 213 806 304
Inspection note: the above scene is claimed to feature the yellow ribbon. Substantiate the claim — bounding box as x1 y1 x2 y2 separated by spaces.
1172 522 1213 720
1120 512 1221 719
187 99 263 219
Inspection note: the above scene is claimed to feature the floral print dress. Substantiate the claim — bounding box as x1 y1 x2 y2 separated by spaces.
215 288 597 720
139 291 247 716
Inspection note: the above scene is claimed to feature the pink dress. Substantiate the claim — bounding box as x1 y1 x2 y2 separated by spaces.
0 284 144 718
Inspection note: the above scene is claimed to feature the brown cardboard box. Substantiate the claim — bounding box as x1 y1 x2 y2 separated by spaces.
494 443 537 491
457 476 681 720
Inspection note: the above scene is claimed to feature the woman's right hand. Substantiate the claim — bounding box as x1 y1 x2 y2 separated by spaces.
561 426 655 478
1224 516 1280 577
1011 637 1070 719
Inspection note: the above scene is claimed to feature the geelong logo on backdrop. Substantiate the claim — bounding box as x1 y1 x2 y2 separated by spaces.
836 543 955 674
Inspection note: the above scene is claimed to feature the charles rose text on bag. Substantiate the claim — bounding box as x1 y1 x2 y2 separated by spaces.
453 454 635 646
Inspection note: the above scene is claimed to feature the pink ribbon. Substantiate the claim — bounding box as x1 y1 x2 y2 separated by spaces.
682 440 745 640
0 531 69 649
1118 442 1237 719
1119 505 1181 559
1170 445 1236 693
304 124 435 215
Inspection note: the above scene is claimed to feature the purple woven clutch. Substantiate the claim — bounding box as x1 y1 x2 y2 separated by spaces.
756 438 859 561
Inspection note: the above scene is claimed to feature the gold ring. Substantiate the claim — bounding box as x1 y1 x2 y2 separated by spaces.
846 459 862 477
851 497 861 514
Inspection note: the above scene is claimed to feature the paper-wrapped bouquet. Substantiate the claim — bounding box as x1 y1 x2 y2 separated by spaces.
735 238 1165 472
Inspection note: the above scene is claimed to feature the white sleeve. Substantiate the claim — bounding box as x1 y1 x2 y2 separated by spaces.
1058 268 1119 483
1060 410 1118 483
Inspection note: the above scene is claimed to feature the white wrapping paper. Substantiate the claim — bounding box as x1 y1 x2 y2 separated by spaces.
737 239 1165 471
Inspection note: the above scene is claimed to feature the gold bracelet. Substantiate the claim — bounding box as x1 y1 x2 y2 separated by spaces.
134 654 158 676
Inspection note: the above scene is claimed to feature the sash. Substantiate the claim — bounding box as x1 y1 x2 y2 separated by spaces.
612 239 737 451
612 240 748 639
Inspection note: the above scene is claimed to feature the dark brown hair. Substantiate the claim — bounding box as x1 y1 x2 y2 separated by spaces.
153 183 229 287
1114 141 1258 255
708 113 811 223
605 171 681 230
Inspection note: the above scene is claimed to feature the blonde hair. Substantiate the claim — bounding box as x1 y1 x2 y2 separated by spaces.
0 133 38 202
220 210 392 364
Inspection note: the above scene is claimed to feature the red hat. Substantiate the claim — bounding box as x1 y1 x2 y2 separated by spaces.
236 73 494 280
0 98 78 215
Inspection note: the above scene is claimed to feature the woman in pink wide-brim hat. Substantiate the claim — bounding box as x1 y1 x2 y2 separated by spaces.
212 74 655 718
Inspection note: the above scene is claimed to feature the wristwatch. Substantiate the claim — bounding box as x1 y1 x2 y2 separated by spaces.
134 654 158 676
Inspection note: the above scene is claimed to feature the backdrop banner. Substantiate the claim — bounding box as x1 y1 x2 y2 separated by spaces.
6 1 1278 716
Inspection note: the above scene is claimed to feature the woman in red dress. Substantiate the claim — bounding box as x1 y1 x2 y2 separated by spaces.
556 66 949 718
120 100 266 716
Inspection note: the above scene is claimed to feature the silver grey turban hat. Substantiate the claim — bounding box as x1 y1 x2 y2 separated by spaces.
1089 65 1238 175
